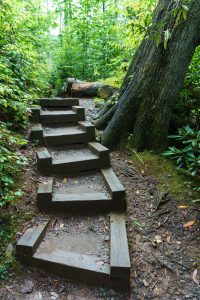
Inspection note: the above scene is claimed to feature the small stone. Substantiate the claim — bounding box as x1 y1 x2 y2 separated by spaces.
143 279 149 287
104 235 109 241
66 295 75 300
50 292 59 299
33 292 43 300
20 280 34 294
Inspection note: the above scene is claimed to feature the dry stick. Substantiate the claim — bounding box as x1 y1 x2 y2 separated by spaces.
131 148 145 166
151 253 176 275
156 209 171 217
131 166 142 177
171 259 190 271
155 195 171 210
125 166 142 178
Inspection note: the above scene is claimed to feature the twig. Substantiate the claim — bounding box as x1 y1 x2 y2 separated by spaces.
171 259 190 271
156 209 171 217
131 149 145 166
155 194 171 210
125 167 142 177
151 253 176 274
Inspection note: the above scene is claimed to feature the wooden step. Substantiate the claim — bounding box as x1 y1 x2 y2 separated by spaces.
31 121 96 146
16 213 130 290
37 169 126 212
44 125 86 146
52 193 112 211
38 98 79 107
36 144 110 175
40 107 85 124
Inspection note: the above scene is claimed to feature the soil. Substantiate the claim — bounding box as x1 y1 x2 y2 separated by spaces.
0 98 200 300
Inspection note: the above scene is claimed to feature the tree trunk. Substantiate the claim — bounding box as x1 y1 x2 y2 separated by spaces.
101 0 200 151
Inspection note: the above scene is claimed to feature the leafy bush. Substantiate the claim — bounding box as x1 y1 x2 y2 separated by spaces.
0 0 51 129
163 126 200 177
0 122 27 207
0 0 52 207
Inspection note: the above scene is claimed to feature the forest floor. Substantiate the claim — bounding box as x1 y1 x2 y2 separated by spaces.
0 98 200 300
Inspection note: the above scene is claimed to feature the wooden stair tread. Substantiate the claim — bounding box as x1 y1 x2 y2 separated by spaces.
41 109 76 116
44 126 84 137
53 192 111 202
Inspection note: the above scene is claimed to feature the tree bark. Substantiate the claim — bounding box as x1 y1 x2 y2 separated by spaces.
101 0 200 151
95 103 117 129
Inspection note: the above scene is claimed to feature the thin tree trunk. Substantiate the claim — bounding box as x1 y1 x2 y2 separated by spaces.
101 0 200 151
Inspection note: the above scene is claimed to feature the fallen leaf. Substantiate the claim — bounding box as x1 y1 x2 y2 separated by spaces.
166 235 171 243
191 269 199 285
6 286 13 293
60 223 64 228
178 205 189 209
154 235 162 244
63 177 67 183
143 279 149 287
176 241 181 245
183 220 195 228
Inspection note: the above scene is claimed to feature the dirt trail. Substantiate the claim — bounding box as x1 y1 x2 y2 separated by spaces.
0 98 199 300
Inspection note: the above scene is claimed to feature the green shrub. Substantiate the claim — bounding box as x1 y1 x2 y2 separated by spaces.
0 122 27 207
163 126 200 177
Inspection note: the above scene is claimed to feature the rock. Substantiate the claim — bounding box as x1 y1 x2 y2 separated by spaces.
32 292 43 300
143 279 149 287
50 291 59 299
66 295 75 300
20 280 34 294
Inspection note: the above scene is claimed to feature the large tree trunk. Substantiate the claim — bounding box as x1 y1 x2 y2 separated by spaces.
100 0 200 151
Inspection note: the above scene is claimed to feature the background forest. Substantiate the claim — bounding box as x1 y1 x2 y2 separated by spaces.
0 0 199 244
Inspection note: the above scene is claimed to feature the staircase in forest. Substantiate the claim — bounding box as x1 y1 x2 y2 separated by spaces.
16 98 130 290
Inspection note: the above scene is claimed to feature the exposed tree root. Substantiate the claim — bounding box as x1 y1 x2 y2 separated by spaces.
95 104 117 129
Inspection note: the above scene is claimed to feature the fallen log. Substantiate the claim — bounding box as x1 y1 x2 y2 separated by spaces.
61 77 118 98
61 78 83 97
71 82 103 97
